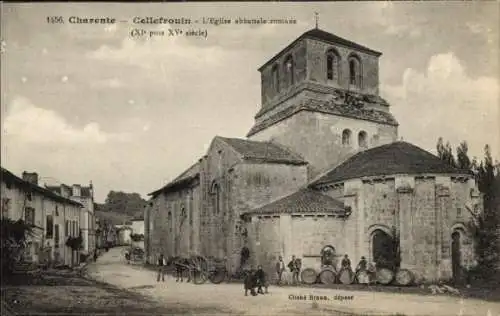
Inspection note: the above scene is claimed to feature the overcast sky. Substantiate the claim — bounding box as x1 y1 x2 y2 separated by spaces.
1 2 499 203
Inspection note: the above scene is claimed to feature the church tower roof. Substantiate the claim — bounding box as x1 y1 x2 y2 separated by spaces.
258 28 381 72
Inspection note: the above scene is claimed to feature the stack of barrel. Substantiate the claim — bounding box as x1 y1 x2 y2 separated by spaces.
300 266 414 286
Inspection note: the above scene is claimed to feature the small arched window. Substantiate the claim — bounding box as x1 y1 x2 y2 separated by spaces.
326 49 340 81
358 131 368 148
283 55 294 87
342 129 352 146
271 65 280 93
210 181 220 215
348 55 362 88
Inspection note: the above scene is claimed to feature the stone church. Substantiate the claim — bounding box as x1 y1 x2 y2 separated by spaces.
145 28 482 283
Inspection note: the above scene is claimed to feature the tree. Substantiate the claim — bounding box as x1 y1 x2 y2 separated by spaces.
1 219 34 274
456 141 472 170
468 145 499 280
436 138 457 167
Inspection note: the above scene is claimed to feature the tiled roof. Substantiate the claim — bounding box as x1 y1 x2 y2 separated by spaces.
259 28 381 71
1 167 83 207
148 174 200 198
303 28 382 56
45 184 92 198
171 161 200 183
310 142 473 186
247 96 398 137
218 137 307 165
243 188 346 216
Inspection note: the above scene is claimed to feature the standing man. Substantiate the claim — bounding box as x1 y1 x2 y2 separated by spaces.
341 254 352 271
157 254 166 282
294 257 302 284
288 255 299 284
224 256 231 283
275 256 286 285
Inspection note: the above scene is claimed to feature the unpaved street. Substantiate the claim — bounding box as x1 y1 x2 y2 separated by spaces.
87 247 500 316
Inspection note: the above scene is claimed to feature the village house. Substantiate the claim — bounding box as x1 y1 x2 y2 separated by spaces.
1 168 83 266
116 224 132 246
145 27 482 284
46 182 96 257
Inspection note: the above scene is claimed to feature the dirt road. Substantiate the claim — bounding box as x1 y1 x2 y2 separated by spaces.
87 247 500 316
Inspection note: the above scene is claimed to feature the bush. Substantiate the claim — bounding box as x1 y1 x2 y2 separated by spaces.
1 219 34 273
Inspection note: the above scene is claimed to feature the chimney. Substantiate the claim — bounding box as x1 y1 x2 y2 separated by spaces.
61 184 71 198
22 172 39 185
89 181 94 198
72 184 81 197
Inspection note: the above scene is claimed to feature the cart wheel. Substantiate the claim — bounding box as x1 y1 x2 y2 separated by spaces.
193 270 208 284
208 269 226 284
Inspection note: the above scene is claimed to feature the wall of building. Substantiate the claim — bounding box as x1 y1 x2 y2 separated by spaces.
198 138 243 261
246 213 347 281
147 181 201 262
260 39 307 108
131 220 144 235
305 38 380 95
0 180 81 266
71 195 95 255
250 111 398 177
315 173 478 283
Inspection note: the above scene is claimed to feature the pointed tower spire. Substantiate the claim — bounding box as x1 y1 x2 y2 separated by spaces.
315 12 319 29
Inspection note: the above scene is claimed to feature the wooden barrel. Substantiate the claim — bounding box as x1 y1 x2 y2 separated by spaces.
339 269 354 284
395 269 413 286
301 268 318 285
319 267 337 285
376 268 394 285
356 270 370 284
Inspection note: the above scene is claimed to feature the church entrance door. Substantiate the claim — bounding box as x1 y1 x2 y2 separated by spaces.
372 229 395 269
451 231 462 284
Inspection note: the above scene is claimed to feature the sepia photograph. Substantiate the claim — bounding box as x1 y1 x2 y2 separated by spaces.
1 2 499 315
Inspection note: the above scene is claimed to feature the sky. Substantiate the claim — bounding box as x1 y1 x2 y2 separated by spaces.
1 2 499 203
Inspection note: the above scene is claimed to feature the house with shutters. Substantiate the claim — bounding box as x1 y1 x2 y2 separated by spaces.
1 168 83 266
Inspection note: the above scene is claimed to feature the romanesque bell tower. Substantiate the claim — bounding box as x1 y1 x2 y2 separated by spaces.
247 27 399 178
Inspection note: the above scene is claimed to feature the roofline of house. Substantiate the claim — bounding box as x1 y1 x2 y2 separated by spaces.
1 167 83 208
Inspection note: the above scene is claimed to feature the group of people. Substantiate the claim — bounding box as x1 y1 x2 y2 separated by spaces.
275 255 302 285
340 254 377 284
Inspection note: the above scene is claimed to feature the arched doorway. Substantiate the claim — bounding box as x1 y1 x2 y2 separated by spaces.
320 245 336 267
372 229 395 269
451 231 462 284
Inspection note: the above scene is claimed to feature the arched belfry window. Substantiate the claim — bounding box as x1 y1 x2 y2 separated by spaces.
342 129 352 146
358 131 367 148
271 65 280 93
326 49 340 81
283 55 294 88
210 181 221 215
348 55 362 88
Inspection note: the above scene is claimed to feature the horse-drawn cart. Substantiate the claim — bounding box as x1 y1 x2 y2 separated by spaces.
172 255 227 285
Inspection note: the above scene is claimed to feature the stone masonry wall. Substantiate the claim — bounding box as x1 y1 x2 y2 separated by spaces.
232 163 308 271
251 111 397 178
198 138 242 260
306 38 380 95
260 39 307 107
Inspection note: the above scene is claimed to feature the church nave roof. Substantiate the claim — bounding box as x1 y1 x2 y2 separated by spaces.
218 137 307 166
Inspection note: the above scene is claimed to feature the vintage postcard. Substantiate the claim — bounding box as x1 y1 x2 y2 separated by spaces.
1 1 499 316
